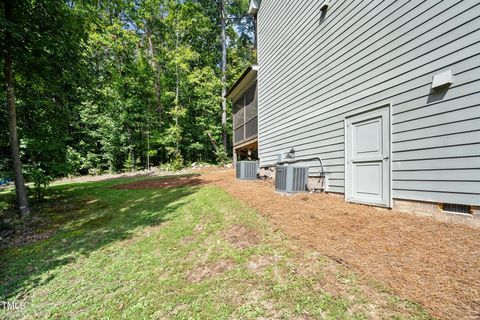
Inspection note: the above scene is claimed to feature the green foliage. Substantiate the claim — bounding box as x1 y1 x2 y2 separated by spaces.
170 150 184 171
65 147 83 176
24 165 53 202
123 154 134 172
215 147 230 165
0 0 255 194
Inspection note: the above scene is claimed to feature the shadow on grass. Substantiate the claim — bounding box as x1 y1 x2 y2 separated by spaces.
0 176 199 301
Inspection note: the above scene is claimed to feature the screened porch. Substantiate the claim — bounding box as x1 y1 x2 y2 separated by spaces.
233 81 258 146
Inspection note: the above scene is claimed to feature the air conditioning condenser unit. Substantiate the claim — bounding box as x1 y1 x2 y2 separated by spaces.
275 165 309 193
236 161 259 180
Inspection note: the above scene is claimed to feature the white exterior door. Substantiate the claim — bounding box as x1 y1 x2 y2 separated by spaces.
345 106 391 207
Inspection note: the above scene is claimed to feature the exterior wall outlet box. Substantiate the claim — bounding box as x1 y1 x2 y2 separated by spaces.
320 0 330 11
431 69 453 89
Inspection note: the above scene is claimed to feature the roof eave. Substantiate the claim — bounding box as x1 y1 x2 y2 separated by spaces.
226 65 258 100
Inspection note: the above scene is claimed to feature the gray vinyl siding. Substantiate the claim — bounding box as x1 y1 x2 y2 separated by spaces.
257 0 480 205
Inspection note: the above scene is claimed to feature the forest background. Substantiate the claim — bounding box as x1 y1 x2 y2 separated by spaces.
0 0 255 209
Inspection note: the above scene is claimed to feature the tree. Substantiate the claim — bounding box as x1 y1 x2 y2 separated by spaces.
1 0 30 216
216 0 253 154
0 0 255 200
219 0 228 151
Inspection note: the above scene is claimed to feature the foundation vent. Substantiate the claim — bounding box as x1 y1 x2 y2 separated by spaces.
441 203 471 214
275 165 309 194
236 161 258 180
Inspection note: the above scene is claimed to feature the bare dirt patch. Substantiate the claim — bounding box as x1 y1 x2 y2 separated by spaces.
113 176 206 190
193 224 205 233
181 235 195 245
56 171 157 184
222 224 260 249
1 229 55 249
246 255 280 275
186 260 235 282
53 166 230 185
197 170 480 320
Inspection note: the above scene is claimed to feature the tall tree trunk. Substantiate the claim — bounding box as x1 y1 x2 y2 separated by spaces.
175 61 179 154
206 132 219 154
146 31 163 124
146 130 150 171
3 1 31 216
174 6 180 154
220 0 228 151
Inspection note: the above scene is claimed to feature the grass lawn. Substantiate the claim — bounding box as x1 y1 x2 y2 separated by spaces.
0 176 432 319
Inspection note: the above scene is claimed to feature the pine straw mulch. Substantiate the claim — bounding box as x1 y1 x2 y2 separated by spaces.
202 170 480 320
117 169 480 319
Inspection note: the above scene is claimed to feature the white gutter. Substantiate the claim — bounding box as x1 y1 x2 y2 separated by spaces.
249 0 260 15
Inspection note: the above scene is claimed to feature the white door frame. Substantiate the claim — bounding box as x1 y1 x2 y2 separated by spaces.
344 103 392 208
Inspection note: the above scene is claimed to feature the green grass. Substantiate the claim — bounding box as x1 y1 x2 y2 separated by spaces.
0 176 432 319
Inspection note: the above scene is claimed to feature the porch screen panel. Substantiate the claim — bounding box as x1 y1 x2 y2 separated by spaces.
245 116 257 139
245 83 257 122
233 98 244 129
234 125 244 144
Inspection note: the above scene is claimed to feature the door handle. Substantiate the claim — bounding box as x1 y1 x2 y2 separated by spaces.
383 156 389 160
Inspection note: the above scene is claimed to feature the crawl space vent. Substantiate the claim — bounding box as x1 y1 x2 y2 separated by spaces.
441 203 471 214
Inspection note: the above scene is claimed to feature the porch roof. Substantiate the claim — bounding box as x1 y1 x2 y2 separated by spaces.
226 64 258 101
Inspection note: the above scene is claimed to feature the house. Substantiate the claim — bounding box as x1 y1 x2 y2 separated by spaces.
227 0 480 222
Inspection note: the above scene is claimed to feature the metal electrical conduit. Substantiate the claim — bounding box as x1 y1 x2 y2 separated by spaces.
274 157 325 177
